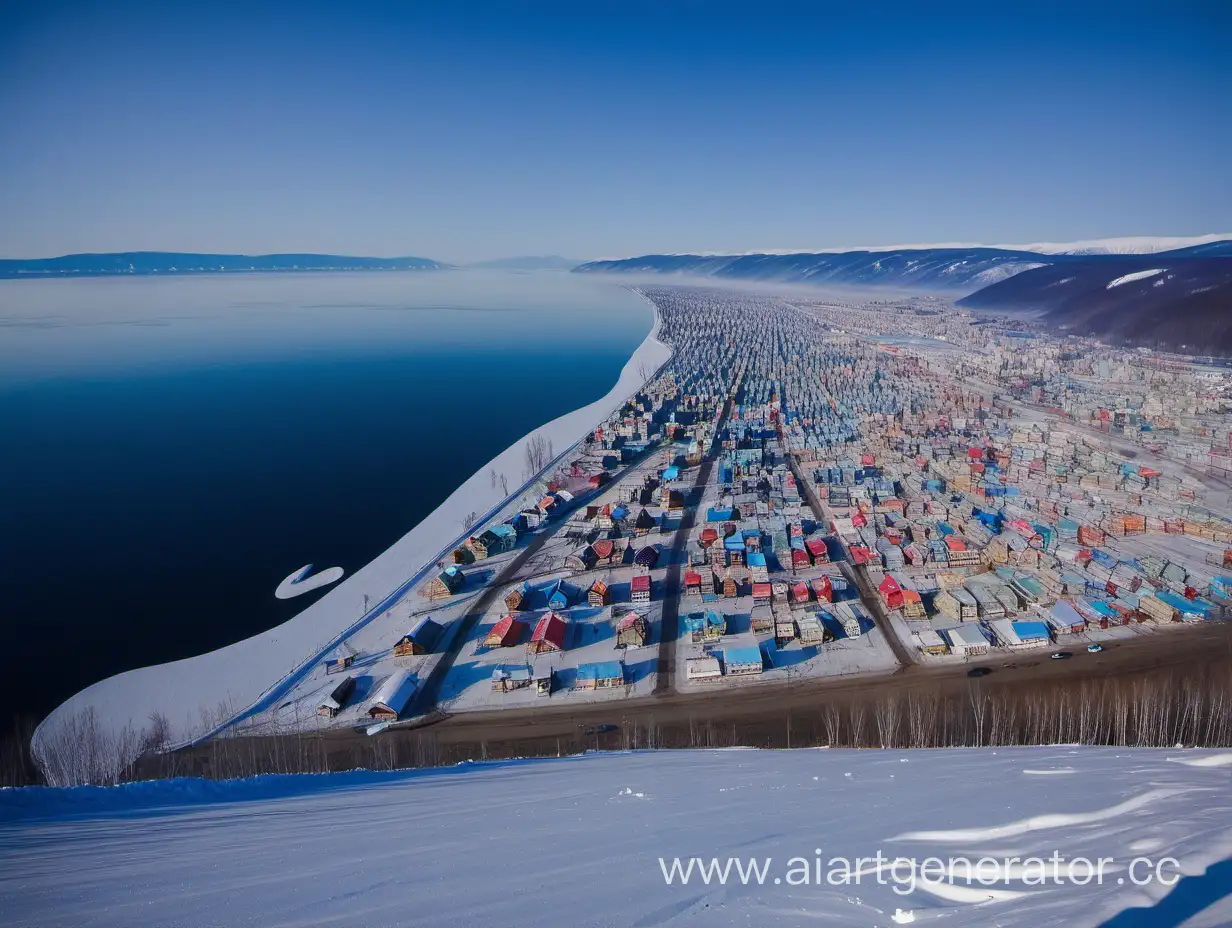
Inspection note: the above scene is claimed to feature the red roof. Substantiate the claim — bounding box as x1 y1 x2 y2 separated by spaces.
631 574 651 592
684 569 703 586
752 582 772 597
792 549 811 566
486 614 525 647
530 612 568 650
593 539 615 559
944 536 967 551
968 447 984 459
700 528 719 544
878 574 902 596
806 538 828 557
791 582 810 600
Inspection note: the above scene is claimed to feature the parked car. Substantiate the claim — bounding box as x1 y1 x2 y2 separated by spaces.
1087 643 1105 653
967 667 991 678
1050 651 1072 660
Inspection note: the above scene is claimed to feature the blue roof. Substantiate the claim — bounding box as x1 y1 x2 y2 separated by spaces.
1011 620 1051 640
576 661 624 681
724 536 746 550
1085 600 1119 618
706 507 734 522
684 610 725 632
746 552 767 568
489 523 517 538
662 466 680 480
723 646 764 667
1156 590 1215 615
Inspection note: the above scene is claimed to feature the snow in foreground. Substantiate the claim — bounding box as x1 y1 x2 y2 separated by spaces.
3 747 1232 928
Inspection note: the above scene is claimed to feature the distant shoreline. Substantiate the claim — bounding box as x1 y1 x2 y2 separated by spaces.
0 252 445 279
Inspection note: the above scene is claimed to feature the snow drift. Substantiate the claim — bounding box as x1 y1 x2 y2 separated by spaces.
3 746 1232 927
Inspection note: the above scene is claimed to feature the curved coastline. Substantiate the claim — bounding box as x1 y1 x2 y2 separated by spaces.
33 291 672 771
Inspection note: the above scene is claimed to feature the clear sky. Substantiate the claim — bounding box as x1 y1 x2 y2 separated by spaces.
1 1 1228 263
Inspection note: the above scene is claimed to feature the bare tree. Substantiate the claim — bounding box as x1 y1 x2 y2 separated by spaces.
523 434 554 478
462 511 479 531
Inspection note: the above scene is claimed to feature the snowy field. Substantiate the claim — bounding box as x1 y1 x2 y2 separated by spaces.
34 299 672 760
4 747 1232 927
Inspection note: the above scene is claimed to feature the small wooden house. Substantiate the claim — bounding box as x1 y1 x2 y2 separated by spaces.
505 581 532 612
614 610 649 648
722 572 739 598
588 579 610 607
752 582 773 607
684 569 703 597
484 614 526 648
528 611 569 654
424 565 465 599
750 604 774 634
566 545 599 572
323 645 356 675
367 669 416 720
393 616 443 656
684 609 725 644
633 544 660 569
796 613 828 646
451 546 476 565
317 675 356 718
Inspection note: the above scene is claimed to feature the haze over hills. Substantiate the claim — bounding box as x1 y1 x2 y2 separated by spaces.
463 255 580 270
0 252 443 278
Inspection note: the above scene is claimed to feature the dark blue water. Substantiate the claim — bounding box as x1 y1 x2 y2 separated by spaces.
0 271 651 724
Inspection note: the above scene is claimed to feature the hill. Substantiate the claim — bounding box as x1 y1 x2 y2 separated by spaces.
0 251 443 278
957 257 1232 354
4 747 1230 927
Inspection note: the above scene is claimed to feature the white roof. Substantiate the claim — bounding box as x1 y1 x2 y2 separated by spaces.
945 625 990 648
989 618 1021 646
914 629 946 648
369 669 416 715
686 656 721 677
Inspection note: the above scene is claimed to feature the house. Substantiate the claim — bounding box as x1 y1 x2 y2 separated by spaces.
944 623 990 657
721 572 740 598
684 609 725 643
1047 600 1087 635
393 616 443 656
811 575 833 604
684 569 704 597
633 544 661 569
1011 620 1052 647
790 581 811 606
588 579 610 607
752 582 773 607
469 524 517 559
592 538 620 566
806 537 830 564
935 587 978 621
631 573 652 603
367 669 417 720
574 660 625 690
491 664 533 692
834 602 863 638
750 604 774 634
546 578 574 611
723 645 764 676
615 610 650 648
504 581 532 612
423 565 465 599
686 655 723 683
528 611 569 654
634 508 658 536
484 614 526 648
878 574 907 610
913 629 950 656
317 675 356 718
796 613 828 645
565 545 599 572
323 644 356 675
451 546 475 565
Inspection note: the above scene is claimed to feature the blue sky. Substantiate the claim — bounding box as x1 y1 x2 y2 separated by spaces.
1 1 1228 262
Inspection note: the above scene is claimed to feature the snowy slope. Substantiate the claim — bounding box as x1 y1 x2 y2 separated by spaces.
3 747 1232 928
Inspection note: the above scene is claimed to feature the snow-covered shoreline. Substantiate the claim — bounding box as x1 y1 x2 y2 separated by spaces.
33 292 672 766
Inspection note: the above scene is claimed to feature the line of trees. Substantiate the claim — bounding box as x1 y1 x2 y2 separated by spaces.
11 662 1232 787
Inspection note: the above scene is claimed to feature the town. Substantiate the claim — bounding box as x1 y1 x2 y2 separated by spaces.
233 285 1232 734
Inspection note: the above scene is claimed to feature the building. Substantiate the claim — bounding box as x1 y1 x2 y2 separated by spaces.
914 629 950 655
574 660 625 690
317 675 356 718
615 610 650 649
588 579 610 607
631 573 652 603
367 669 417 720
423 565 466 599
796 613 828 646
686 655 723 682
684 609 725 643
528 611 569 654
944 623 990 657
393 616 443 656
484 614 526 648
491 665 533 693
722 645 764 676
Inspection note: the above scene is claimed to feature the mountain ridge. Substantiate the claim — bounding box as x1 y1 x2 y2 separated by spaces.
0 251 444 279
